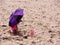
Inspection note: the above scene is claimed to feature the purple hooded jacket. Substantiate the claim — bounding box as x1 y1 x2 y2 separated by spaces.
9 9 24 26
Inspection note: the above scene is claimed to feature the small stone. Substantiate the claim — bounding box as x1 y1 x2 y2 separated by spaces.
50 34 56 38
23 30 27 34
35 17 37 18
48 30 52 33
43 16 46 18
4 33 6 34
42 11 46 14
20 44 23 45
23 36 28 39
52 26 54 28
57 13 60 15
2 25 7 27
31 41 36 44
2 37 9 40
57 31 60 34
32 41 36 43
35 0 38 1
48 39 54 43
24 24 27 26
39 8 41 9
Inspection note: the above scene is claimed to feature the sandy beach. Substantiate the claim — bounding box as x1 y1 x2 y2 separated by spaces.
0 0 60 45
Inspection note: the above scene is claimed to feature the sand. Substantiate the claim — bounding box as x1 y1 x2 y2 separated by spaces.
0 0 60 45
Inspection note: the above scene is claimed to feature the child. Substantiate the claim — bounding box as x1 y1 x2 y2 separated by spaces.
9 9 24 35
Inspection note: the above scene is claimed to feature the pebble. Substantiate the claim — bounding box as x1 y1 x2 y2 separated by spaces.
20 44 23 45
1 25 7 27
23 36 28 39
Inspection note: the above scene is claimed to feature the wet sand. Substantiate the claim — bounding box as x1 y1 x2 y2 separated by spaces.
0 0 60 45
